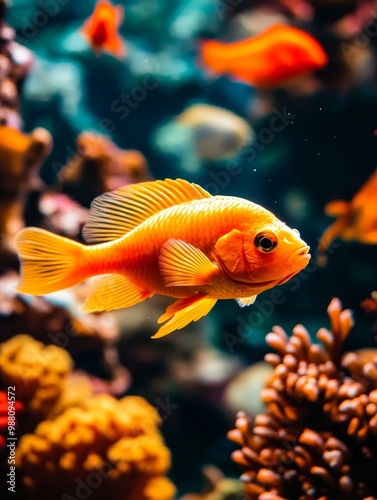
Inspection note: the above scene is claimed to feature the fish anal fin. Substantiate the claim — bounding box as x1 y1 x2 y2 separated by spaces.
83 178 211 244
324 200 350 217
236 295 257 307
82 274 152 312
159 239 218 287
152 295 217 338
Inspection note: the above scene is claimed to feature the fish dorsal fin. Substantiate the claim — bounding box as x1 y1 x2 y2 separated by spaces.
83 178 212 243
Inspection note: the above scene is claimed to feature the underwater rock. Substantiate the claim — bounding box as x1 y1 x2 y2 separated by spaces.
0 0 33 128
16 394 176 500
0 272 118 344
0 275 125 392
228 298 377 499
0 126 52 257
58 131 151 207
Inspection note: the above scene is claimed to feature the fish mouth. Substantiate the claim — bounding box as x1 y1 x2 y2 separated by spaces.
287 245 311 266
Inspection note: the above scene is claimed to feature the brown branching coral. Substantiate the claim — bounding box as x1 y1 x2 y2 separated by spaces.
58 131 151 207
228 298 377 500
0 334 73 421
16 394 176 500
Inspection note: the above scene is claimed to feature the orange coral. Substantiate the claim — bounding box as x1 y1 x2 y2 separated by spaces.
16 394 176 500
59 132 151 207
0 126 52 255
0 334 72 419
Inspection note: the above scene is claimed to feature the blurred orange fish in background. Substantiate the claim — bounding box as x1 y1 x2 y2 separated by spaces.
16 179 310 338
81 0 126 59
200 24 328 88
317 169 377 266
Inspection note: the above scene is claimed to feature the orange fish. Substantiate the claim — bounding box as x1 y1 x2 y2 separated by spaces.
81 1 126 59
16 179 310 338
200 24 328 88
317 169 377 266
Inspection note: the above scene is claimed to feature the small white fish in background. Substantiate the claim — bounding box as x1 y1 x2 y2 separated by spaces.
153 103 254 171
177 104 253 161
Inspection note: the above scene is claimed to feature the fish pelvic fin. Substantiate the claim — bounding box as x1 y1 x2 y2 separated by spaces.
236 295 257 307
16 228 87 295
152 295 217 338
83 178 211 244
82 274 153 312
159 239 219 287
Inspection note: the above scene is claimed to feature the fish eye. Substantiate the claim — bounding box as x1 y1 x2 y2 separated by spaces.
254 230 278 253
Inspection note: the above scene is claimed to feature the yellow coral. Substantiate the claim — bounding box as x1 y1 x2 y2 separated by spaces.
143 476 178 500
16 394 176 500
0 334 72 417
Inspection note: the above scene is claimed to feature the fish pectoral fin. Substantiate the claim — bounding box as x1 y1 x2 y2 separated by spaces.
159 239 219 287
82 274 152 312
236 295 257 307
152 295 217 338
324 200 350 217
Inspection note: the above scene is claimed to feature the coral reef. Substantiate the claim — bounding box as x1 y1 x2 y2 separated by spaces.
0 334 73 422
0 126 51 260
228 298 377 499
0 0 33 128
58 131 151 207
16 394 176 500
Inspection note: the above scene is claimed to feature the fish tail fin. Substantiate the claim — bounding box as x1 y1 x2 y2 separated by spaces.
16 228 88 295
